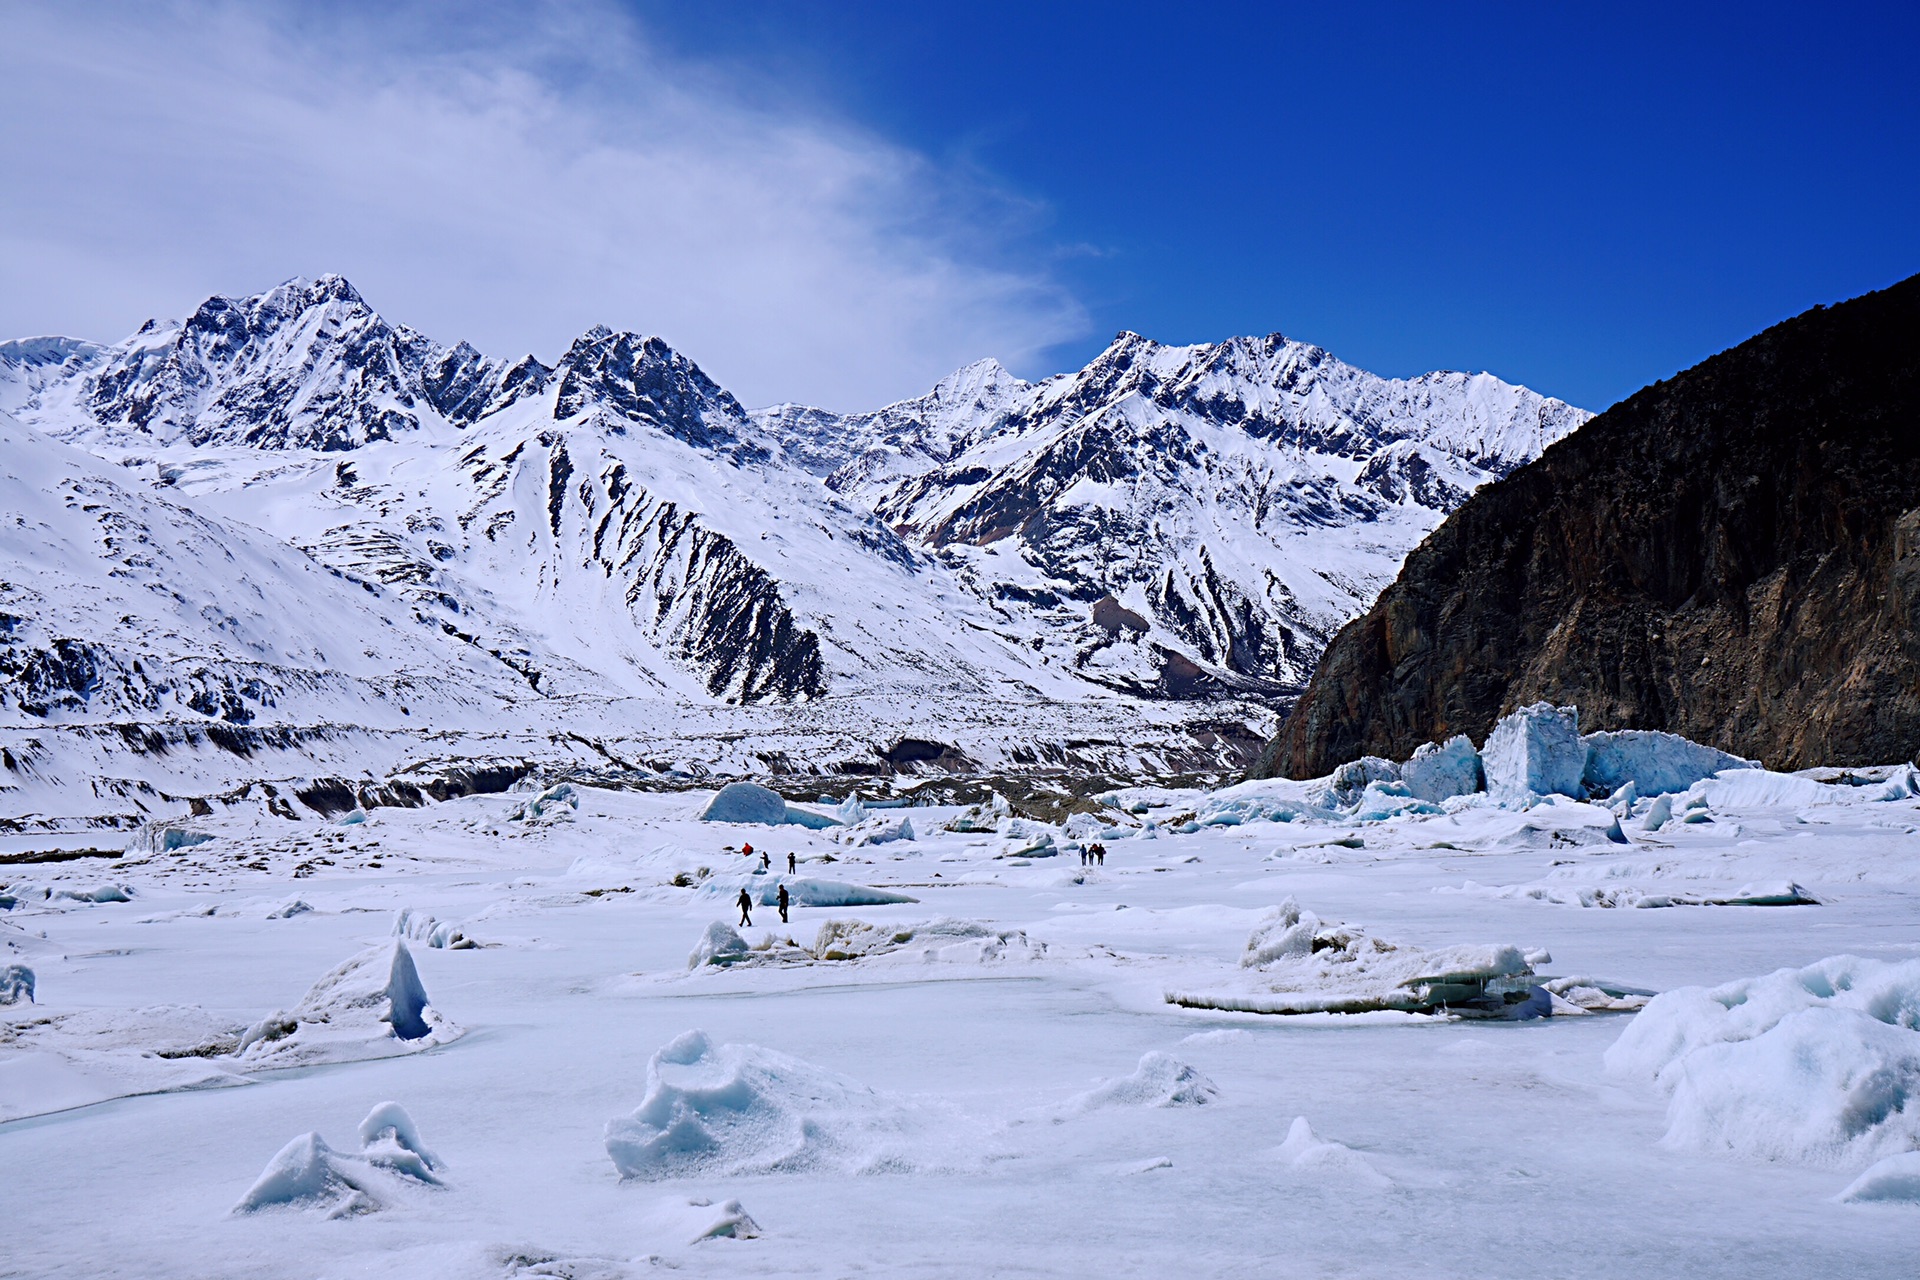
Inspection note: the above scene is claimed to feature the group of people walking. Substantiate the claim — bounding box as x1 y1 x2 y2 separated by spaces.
734 842 797 927
1081 842 1107 866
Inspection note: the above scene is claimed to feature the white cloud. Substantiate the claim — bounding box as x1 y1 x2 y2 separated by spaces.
0 1 1087 409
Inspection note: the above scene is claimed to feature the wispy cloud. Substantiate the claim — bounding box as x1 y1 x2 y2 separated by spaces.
0 1 1087 409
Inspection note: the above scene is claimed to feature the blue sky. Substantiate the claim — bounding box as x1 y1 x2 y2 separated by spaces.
2 2 1914 411
629 1 1920 411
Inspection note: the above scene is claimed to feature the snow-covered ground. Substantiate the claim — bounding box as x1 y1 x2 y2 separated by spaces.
5 756 1918 1277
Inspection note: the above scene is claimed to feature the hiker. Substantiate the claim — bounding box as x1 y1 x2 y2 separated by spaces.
1095 843 1106 866
1079 846 1088 867
787 851 797 874
777 883 790 924
736 887 753 927
760 850 771 872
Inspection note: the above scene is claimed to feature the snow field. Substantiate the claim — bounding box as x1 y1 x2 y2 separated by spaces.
4 760 1920 1276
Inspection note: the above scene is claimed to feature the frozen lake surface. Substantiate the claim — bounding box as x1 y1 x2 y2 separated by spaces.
4 775 1917 1277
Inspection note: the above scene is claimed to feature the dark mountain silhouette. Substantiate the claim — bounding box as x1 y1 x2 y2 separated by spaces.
1260 272 1920 777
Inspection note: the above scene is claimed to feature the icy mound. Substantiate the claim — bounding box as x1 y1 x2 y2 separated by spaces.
1606 955 1920 1166
1059 1052 1218 1115
1171 900 1541 1016
1479 877 1815 909
686 916 1046 970
234 1102 442 1218
701 874 917 909
1582 730 1755 797
688 921 752 968
1276 1117 1391 1187
1838 1152 1920 1204
699 782 786 824
0 964 32 1005
1484 703 1585 799
811 917 1046 964
236 940 461 1068
639 1196 763 1242
604 1030 933 1178
1684 769 1852 811
699 782 838 828
1401 736 1483 802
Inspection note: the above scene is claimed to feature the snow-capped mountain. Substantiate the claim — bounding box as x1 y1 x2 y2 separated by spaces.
0 409 527 728
1 275 1586 818
772 330 1590 697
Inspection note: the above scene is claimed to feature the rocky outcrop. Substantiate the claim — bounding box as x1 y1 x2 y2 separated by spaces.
1261 274 1920 777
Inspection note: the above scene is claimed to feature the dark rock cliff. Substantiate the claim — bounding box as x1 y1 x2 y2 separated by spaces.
1259 273 1920 777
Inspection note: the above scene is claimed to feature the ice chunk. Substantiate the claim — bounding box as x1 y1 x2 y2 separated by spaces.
809 917 1046 964
782 803 840 830
1241 899 1319 968
853 815 914 845
1172 910 1538 1016
233 1133 375 1218
604 1029 933 1178
641 1196 764 1242
236 940 460 1068
124 822 214 857
1642 793 1673 831
688 921 751 968
392 907 474 949
53 884 134 904
699 782 787 825
1276 1116 1391 1187
1059 1052 1219 1115
1581 729 1755 797
1606 955 1920 1166
1350 780 1445 821
0 964 33 1005
1686 769 1846 811
1837 1151 1920 1204
234 1104 441 1218
507 781 578 822
1306 757 1401 810
1401 735 1485 802
704 875 916 908
1482 703 1585 799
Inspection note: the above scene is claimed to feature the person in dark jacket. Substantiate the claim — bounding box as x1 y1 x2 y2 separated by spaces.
787 851 797 875
777 883 790 924
736 887 753 927
760 850 771 871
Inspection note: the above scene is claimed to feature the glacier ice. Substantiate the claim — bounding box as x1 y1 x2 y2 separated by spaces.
1483 703 1586 800
1581 729 1755 797
1400 735 1484 802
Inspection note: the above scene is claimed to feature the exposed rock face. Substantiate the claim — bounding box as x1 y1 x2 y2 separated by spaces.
1261 274 1920 777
